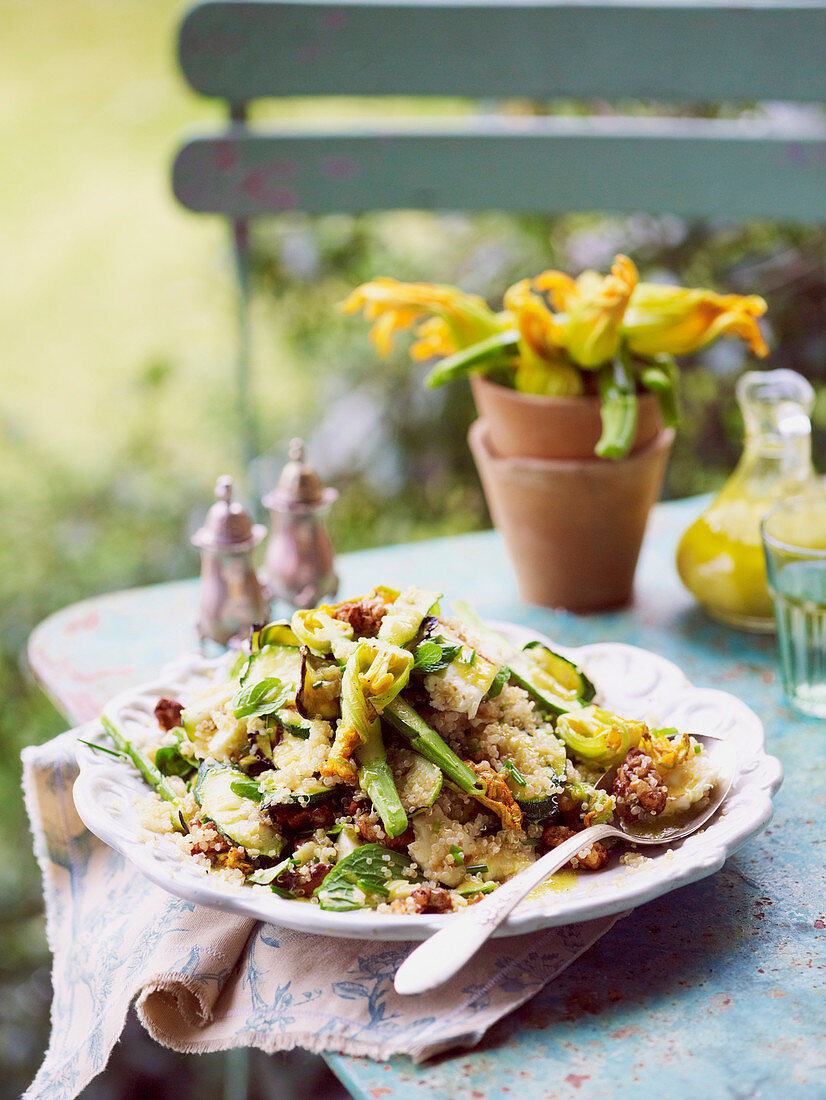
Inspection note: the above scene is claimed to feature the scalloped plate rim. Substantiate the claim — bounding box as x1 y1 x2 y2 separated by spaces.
72 626 783 940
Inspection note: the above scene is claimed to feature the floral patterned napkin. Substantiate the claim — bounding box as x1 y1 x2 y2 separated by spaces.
22 729 622 1100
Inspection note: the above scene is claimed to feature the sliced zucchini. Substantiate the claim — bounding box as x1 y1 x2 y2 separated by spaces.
395 754 443 814
514 792 559 824
518 642 596 703
277 708 312 737
181 681 236 740
289 780 335 805
296 649 341 720
194 761 285 857
251 620 301 651
507 667 578 718
244 644 302 692
377 586 441 647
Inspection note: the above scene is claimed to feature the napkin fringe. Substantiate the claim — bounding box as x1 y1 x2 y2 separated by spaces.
134 1022 481 1064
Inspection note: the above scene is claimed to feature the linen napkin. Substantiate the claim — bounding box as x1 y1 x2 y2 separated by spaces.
23 728 622 1100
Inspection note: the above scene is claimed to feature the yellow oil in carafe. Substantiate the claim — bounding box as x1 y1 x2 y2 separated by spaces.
676 369 816 632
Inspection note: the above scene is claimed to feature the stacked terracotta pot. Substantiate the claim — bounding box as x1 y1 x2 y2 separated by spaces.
468 377 675 612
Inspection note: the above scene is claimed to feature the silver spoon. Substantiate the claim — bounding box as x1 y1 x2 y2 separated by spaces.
394 733 737 996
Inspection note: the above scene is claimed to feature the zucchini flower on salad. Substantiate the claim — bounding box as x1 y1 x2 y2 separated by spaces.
554 706 647 769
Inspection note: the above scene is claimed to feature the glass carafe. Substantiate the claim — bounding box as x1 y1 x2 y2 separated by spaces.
676 369 816 631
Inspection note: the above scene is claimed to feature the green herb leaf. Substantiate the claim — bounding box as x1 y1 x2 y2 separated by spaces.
314 844 417 911
77 737 125 760
233 677 291 720
485 667 509 699
154 743 197 780
466 863 488 874
449 844 465 864
412 637 462 674
230 776 263 802
503 760 527 787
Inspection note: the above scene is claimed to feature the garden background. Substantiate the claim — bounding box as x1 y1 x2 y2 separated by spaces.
3 0 826 1096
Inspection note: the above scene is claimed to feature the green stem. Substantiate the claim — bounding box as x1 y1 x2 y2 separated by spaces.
384 698 483 795
100 716 187 830
355 720 409 838
596 351 638 459
639 354 680 429
424 329 519 388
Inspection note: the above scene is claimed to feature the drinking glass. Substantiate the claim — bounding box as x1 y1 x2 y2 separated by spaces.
762 494 826 717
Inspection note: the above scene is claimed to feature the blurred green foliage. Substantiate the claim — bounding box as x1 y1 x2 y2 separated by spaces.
5 1 826 1096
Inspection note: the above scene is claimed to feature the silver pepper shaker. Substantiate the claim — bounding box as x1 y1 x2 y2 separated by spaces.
192 475 270 646
262 439 338 609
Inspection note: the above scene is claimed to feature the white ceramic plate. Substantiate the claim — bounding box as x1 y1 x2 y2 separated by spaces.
73 624 782 940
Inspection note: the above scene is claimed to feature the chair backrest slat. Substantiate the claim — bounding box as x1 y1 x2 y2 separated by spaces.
173 117 826 221
180 0 826 103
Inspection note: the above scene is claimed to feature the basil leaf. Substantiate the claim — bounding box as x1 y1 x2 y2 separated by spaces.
154 744 197 780
233 677 292 719
314 844 417 911
230 776 263 802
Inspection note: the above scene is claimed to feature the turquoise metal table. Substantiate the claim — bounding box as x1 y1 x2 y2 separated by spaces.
28 497 826 1099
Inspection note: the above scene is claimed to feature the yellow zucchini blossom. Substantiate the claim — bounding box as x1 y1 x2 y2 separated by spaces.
535 254 639 369
622 284 769 358
338 277 506 359
502 278 583 396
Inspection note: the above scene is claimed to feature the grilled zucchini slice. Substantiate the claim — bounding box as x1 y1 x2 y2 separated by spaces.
194 761 284 857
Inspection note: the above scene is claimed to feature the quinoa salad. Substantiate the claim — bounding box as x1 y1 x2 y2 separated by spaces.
99 586 719 914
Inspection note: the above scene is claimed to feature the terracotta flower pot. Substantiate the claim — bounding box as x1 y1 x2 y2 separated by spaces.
470 375 664 461
469 419 675 611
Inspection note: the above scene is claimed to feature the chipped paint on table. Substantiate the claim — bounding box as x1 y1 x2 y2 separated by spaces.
27 497 826 1099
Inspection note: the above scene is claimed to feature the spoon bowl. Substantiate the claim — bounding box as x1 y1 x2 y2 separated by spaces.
394 733 737 996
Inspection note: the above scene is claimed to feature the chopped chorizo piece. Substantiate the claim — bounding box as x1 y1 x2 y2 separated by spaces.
268 801 337 833
154 696 184 732
187 818 251 872
346 792 372 818
355 813 414 852
279 861 332 898
390 884 455 914
332 595 390 637
613 748 667 824
538 824 608 871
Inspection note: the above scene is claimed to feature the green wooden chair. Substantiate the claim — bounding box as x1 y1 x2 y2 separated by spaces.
172 0 826 464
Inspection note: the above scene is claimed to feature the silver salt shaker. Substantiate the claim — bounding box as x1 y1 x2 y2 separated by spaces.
192 475 270 646
262 439 338 609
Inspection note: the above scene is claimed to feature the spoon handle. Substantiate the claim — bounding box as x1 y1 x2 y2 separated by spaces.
393 821 617 996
